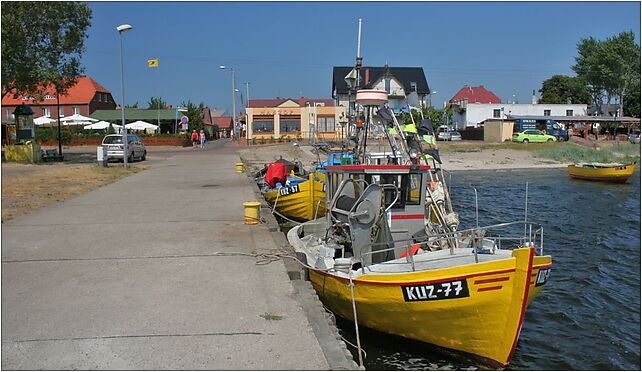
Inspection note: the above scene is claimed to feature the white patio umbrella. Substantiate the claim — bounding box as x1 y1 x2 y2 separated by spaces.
83 121 122 130
33 116 56 126
125 120 158 131
60 113 99 126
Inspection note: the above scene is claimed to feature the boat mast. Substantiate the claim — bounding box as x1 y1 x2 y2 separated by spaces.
355 18 362 89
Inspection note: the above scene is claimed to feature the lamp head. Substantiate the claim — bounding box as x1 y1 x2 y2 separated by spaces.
117 24 133 33
219 65 226 70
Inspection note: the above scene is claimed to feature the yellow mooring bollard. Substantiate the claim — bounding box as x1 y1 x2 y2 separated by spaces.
235 162 244 173
243 201 261 225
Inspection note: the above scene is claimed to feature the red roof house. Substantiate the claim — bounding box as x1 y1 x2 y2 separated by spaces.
1 76 116 122
212 116 233 138
449 85 501 104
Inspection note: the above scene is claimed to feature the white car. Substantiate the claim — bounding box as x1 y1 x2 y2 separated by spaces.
102 134 146 162
629 129 640 144
437 126 451 141
449 131 462 141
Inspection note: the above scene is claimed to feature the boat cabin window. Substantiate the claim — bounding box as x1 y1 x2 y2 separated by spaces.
328 171 424 210
365 174 408 209
406 173 422 205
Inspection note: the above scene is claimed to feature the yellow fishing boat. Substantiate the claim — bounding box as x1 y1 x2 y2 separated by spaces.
263 171 326 222
301 247 551 367
287 164 552 367
568 162 636 183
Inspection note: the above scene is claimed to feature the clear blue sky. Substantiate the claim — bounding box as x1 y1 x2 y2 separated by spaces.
83 2 640 114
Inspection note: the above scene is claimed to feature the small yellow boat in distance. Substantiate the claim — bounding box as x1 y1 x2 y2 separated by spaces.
263 171 325 222
568 162 636 183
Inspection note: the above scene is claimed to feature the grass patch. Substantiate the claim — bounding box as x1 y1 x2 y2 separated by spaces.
259 312 284 321
442 142 550 153
534 142 640 164
2 164 144 222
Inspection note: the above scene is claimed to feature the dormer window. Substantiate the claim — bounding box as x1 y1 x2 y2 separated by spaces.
410 82 417 92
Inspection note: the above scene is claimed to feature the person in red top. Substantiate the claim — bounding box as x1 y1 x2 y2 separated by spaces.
191 130 198 147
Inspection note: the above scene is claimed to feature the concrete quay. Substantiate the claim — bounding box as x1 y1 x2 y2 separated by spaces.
1 140 357 370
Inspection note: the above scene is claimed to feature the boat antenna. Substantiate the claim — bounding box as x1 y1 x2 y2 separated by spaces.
524 182 529 239
474 188 479 228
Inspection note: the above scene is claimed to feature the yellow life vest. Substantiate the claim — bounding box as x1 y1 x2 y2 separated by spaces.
403 123 417 134
422 134 436 145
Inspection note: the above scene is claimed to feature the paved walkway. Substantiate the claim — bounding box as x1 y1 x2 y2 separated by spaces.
1 140 333 369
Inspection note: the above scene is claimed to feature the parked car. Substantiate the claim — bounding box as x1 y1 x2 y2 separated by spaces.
436 126 450 141
628 129 640 144
449 131 462 141
512 130 557 144
102 134 146 162
436 126 461 141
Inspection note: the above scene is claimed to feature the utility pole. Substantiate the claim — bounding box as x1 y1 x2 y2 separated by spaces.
245 82 250 108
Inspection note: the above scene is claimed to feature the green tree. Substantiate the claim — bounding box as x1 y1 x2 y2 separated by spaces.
539 75 591 104
400 106 453 129
623 78 641 117
573 36 605 112
181 100 206 133
125 102 139 108
573 31 640 116
1 2 92 99
148 97 167 109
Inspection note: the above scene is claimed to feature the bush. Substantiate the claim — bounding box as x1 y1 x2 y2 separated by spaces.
36 127 72 144
535 142 641 164
139 132 182 138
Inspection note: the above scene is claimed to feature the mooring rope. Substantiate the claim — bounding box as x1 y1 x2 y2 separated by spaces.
270 206 304 224
348 271 365 368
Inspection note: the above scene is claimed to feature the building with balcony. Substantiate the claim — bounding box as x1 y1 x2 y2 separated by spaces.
245 97 346 141
332 65 431 112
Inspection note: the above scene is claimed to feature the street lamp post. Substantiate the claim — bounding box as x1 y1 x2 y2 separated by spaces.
428 91 438 108
219 65 237 140
117 24 132 168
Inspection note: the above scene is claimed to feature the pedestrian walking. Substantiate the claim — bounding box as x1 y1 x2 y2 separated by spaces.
191 130 198 148
199 129 206 148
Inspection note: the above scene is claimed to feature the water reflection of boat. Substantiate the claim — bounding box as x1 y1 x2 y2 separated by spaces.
287 163 552 368
568 162 636 183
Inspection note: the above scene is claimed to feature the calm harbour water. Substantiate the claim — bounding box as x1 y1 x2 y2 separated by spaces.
333 168 641 370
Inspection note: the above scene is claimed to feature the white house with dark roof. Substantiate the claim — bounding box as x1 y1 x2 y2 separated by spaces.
332 64 431 112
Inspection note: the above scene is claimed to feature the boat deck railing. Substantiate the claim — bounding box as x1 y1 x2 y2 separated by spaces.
359 221 544 272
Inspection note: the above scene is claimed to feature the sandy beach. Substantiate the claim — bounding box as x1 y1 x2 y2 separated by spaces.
238 142 567 172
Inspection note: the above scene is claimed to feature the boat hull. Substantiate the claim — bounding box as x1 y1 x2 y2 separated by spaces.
263 172 325 221
568 164 636 183
308 248 552 367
